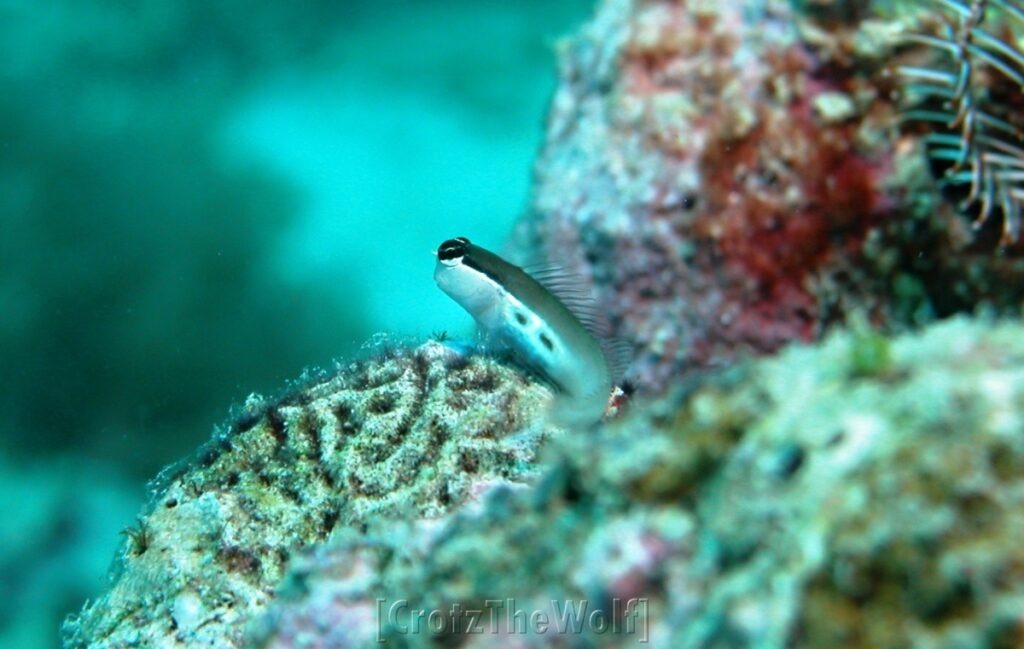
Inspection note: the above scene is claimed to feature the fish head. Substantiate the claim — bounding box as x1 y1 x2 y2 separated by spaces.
433 237 502 324
436 237 470 266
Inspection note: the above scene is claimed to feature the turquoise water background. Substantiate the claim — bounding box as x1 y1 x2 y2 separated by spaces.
0 1 592 645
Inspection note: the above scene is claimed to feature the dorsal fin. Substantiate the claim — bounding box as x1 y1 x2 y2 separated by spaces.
523 262 633 383
600 338 633 384
522 263 610 338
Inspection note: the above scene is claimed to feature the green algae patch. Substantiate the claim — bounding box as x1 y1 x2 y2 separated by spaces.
847 328 892 379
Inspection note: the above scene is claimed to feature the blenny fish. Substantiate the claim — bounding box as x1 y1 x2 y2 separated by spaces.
433 236 628 425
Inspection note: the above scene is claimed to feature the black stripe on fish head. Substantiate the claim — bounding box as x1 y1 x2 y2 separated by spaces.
438 237 470 262
460 254 505 286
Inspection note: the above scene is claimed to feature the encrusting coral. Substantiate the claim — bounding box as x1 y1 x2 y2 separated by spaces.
62 343 557 648
511 0 1024 392
252 316 1024 649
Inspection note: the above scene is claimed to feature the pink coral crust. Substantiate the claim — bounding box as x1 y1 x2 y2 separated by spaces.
517 0 926 390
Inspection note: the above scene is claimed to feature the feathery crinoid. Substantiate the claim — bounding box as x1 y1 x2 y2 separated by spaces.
896 0 1024 246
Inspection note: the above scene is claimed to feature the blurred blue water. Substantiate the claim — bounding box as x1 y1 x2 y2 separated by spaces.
225 0 593 340
0 1 592 646
227 75 536 339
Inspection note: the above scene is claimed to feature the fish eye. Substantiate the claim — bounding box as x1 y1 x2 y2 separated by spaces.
437 237 470 262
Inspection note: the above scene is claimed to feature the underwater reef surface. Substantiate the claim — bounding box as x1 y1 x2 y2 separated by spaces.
511 0 1024 391
239 316 1024 649
68 316 1024 648
63 344 556 647
63 0 1024 647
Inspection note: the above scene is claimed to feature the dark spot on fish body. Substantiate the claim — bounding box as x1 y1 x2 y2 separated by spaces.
514 311 528 326
539 332 555 352
333 401 351 421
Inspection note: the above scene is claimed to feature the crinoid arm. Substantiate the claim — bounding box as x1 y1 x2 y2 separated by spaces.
896 0 1024 245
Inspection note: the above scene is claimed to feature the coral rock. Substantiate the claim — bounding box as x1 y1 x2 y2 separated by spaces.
62 343 556 648
513 0 1024 392
254 316 1024 648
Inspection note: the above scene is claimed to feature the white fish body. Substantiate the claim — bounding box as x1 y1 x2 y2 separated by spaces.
433 237 626 426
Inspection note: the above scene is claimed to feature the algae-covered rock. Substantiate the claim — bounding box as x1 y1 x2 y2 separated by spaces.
252 316 1024 648
512 0 1024 392
62 342 557 648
